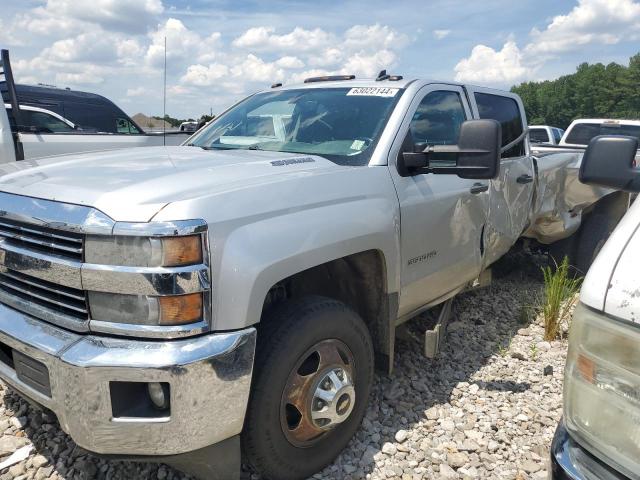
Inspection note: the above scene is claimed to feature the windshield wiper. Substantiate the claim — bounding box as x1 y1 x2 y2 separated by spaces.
199 145 237 150
247 145 263 150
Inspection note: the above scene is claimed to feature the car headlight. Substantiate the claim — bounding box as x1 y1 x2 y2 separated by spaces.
84 231 208 330
89 292 203 326
85 235 203 267
564 302 640 477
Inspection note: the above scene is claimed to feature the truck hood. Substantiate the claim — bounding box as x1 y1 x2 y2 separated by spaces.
0 146 344 222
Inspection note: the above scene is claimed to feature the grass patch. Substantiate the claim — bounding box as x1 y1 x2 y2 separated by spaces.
541 257 582 341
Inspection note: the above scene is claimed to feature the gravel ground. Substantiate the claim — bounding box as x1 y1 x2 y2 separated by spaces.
0 252 566 480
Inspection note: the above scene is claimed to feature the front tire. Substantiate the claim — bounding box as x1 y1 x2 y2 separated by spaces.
242 296 374 480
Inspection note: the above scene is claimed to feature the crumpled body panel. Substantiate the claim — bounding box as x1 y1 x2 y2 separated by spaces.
524 151 612 244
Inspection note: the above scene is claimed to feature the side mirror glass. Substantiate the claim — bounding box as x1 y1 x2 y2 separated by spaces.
580 135 639 192
398 119 501 179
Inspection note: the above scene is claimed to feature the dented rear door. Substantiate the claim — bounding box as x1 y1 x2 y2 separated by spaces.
467 87 535 266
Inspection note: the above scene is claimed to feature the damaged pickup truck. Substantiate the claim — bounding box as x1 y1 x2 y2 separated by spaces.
0 73 629 480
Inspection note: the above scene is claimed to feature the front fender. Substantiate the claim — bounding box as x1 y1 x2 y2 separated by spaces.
212 196 400 330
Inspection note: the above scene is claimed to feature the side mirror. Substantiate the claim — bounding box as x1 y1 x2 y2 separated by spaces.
579 135 640 192
398 119 501 179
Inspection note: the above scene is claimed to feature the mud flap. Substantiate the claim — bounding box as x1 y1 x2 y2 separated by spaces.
424 298 453 358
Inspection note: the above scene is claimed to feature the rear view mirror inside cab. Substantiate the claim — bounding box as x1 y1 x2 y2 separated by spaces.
580 135 640 192
398 119 501 180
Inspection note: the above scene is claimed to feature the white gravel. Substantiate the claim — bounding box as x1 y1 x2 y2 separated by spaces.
0 253 566 479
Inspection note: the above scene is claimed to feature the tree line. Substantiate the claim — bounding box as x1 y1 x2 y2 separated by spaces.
511 53 640 129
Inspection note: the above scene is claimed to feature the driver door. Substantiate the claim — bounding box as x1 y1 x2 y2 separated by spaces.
387 85 489 318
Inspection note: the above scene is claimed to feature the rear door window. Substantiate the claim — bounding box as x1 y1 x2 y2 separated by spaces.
529 128 550 144
22 110 74 133
552 128 563 143
475 93 525 158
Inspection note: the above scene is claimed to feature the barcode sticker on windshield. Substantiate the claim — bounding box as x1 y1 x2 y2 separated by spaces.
347 87 399 97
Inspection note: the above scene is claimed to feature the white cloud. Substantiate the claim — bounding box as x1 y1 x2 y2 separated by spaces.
232 26 333 52
308 47 344 67
342 49 398 78
43 32 119 63
526 0 640 55
343 24 409 50
181 63 230 86
45 0 164 34
145 19 222 71
275 56 305 69
230 54 285 82
180 22 409 90
454 41 533 84
433 29 451 40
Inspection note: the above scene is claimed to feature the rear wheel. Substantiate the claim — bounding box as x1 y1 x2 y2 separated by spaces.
549 212 618 275
242 296 374 480
574 212 615 274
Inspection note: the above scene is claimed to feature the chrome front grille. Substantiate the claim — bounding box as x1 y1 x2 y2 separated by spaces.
0 268 88 320
0 219 84 262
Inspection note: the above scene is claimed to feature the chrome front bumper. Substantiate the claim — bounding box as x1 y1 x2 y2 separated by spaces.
0 302 256 456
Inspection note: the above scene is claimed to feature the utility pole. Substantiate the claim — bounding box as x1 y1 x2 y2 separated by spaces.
163 36 167 145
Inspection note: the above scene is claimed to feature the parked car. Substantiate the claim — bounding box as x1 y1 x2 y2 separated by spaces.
529 125 564 145
559 118 640 147
0 73 630 480
0 49 189 161
179 121 198 132
550 134 639 480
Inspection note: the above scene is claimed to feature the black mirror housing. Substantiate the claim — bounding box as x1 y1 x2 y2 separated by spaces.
456 119 501 179
398 119 501 180
579 135 640 192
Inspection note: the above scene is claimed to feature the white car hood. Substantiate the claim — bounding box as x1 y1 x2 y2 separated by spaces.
582 199 640 323
0 146 341 222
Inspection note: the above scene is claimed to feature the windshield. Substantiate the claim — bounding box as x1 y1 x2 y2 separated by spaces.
189 87 403 166
565 122 640 145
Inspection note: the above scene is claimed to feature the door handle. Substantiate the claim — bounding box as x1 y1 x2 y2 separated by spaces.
517 174 534 184
470 183 489 194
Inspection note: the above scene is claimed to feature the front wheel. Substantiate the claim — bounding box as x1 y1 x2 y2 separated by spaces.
242 296 374 480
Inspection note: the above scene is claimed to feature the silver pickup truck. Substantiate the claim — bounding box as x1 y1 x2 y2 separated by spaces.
0 74 629 480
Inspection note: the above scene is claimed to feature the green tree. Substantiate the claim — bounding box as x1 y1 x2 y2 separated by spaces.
511 53 640 129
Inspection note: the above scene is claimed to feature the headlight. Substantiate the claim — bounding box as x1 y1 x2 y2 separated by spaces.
89 292 203 326
564 302 640 477
85 235 203 267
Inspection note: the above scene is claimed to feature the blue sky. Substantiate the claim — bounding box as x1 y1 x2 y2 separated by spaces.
1 0 639 119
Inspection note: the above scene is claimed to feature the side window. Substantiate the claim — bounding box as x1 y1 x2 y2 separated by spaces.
529 128 549 144
552 128 562 144
116 118 141 134
410 90 467 146
474 93 525 158
23 111 74 133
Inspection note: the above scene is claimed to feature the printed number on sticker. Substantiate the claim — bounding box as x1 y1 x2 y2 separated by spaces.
347 87 399 97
